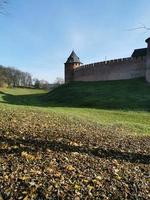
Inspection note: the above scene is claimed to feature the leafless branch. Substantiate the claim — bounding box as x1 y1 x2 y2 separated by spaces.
125 23 150 31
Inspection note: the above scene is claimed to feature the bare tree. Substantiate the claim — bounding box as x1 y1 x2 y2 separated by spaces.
0 65 7 87
0 65 33 88
33 79 50 89
54 77 64 85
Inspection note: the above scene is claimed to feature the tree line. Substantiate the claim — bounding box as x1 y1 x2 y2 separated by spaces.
0 65 64 89
0 65 32 87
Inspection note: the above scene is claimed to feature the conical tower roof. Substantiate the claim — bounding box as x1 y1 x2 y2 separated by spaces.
65 51 81 64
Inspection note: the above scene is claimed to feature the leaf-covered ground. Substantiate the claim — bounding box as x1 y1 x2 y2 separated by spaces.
0 108 150 200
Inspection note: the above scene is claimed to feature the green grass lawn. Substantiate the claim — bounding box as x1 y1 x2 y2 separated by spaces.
0 78 150 135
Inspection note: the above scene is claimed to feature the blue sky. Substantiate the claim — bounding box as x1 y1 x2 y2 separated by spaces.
0 0 150 82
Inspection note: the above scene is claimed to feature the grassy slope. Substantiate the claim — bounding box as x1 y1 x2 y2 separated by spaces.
46 78 150 110
45 78 150 134
0 78 150 134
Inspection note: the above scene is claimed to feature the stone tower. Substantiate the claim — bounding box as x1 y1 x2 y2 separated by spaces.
145 37 150 83
65 51 81 83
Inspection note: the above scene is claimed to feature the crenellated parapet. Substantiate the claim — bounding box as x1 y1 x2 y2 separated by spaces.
73 56 146 81
74 56 146 71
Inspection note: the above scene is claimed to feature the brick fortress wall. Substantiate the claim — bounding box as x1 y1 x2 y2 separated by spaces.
73 56 146 81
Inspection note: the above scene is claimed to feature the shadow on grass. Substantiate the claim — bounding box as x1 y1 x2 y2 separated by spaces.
0 135 149 164
0 91 48 107
1 78 150 111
